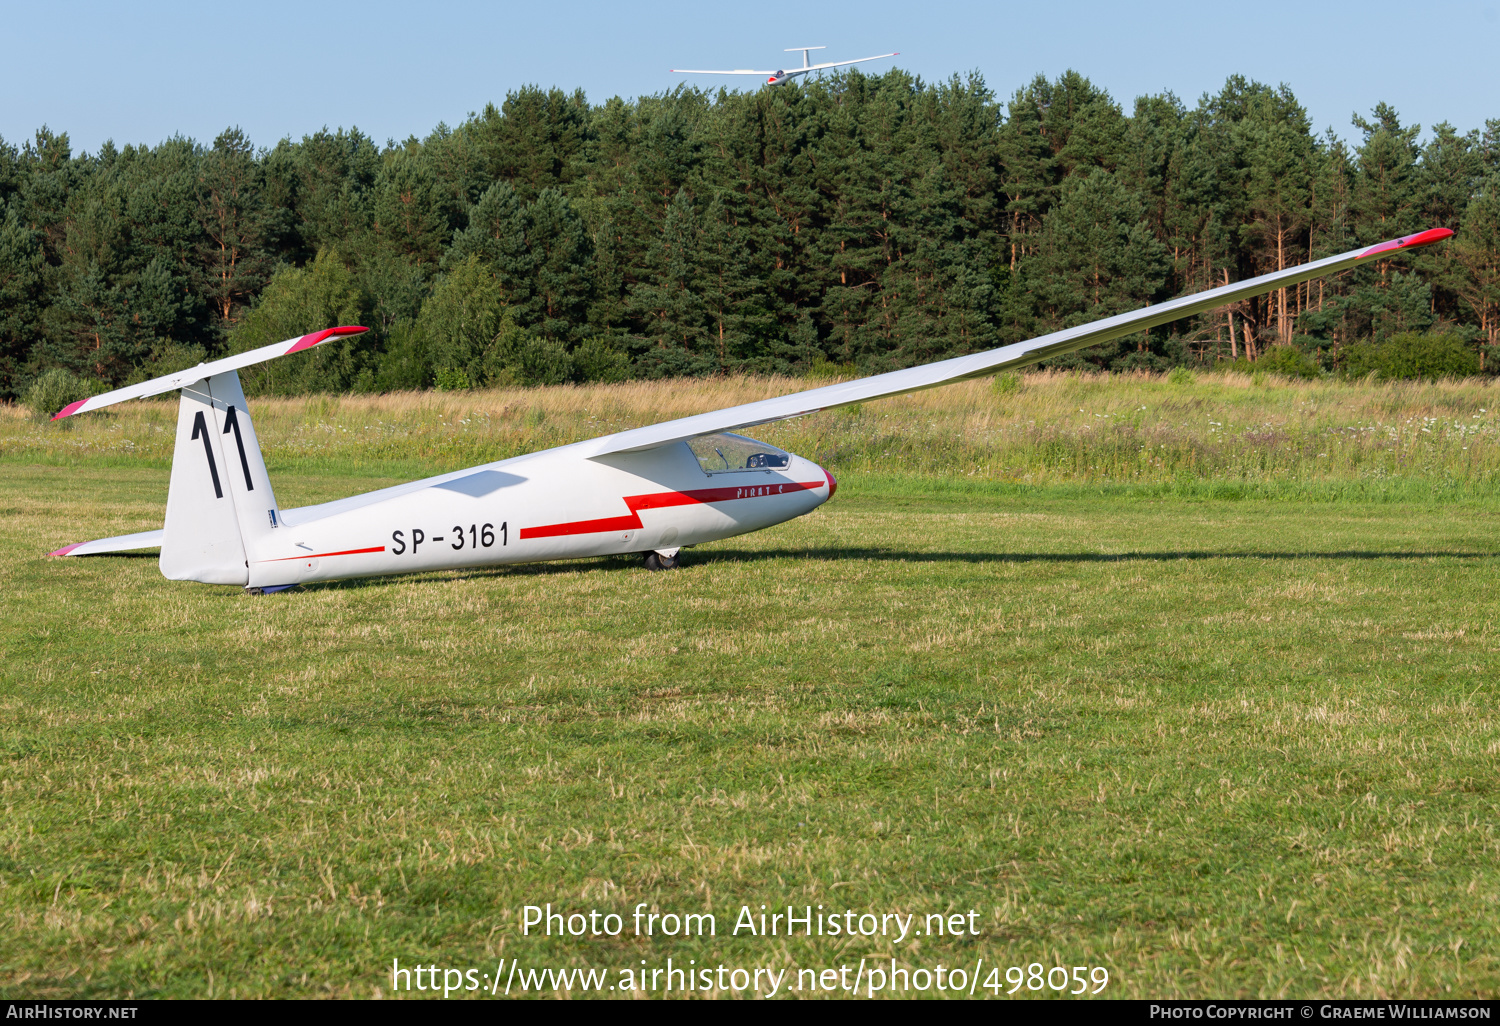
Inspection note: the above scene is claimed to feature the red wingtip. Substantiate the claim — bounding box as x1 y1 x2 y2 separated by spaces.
285 325 369 355
1359 227 1454 260
52 399 87 421
49 543 82 557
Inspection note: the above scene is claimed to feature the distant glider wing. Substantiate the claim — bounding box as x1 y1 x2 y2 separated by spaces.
581 228 1454 458
805 52 900 71
670 68 778 75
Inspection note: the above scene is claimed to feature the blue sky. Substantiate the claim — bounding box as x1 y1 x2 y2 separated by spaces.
3 0 1495 154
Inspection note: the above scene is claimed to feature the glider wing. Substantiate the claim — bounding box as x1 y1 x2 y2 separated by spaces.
580 228 1454 457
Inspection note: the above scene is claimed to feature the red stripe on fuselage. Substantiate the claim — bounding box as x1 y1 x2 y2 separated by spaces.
259 545 386 562
519 481 825 540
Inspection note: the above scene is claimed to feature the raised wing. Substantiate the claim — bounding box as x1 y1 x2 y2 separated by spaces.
580 228 1454 458
670 68 779 75
804 52 900 72
49 326 369 420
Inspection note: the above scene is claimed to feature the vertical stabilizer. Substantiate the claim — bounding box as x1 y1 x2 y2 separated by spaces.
207 370 281 549
159 371 280 585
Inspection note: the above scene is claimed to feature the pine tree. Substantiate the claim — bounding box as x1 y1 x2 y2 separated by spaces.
1033 169 1169 368
631 186 710 376
525 189 593 341
0 137 46 396
1043 71 1128 179
195 128 273 333
449 182 527 267
1416 123 1483 327
372 150 450 266
1450 175 1500 365
287 128 380 257
1351 103 1423 241
697 194 763 369
997 77 1055 272
468 87 590 201
1241 90 1315 343
416 255 504 386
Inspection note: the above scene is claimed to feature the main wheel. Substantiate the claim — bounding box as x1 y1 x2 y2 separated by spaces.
644 552 679 571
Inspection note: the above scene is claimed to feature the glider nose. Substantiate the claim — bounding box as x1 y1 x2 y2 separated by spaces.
820 464 838 500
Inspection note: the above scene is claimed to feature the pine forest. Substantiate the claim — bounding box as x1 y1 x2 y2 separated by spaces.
4 68 1500 402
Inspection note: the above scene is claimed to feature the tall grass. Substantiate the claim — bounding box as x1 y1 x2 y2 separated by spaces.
5 370 1500 499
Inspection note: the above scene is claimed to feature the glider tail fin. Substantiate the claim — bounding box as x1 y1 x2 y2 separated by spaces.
160 371 281 585
44 324 364 582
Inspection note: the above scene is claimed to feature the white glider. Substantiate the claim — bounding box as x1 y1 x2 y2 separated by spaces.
49 228 1453 591
672 46 900 86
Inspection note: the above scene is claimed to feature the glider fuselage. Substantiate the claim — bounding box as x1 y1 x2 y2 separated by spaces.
245 442 833 588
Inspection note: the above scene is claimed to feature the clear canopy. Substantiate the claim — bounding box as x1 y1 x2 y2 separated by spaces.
686 433 791 474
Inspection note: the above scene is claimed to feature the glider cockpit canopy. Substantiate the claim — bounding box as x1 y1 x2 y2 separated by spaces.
686 433 792 474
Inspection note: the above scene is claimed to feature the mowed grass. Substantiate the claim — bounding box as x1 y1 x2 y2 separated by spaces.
1 373 1498 999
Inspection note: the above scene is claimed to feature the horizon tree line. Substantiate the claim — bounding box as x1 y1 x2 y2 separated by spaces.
2 67 1499 400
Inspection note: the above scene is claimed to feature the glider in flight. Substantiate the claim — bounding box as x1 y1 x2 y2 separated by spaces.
671 46 899 86
48 228 1453 592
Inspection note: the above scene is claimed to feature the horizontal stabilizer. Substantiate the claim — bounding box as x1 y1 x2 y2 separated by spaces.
51 326 368 420
50 530 165 556
581 228 1453 458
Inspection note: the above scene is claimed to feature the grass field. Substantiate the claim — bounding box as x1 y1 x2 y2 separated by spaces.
1 372 1498 999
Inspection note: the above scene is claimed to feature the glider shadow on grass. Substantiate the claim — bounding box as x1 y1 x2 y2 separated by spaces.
74 546 1499 593
695 547 1500 566
277 545 1500 595
73 551 158 559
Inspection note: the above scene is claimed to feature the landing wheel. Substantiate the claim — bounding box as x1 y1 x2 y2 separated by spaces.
644 551 679 571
